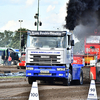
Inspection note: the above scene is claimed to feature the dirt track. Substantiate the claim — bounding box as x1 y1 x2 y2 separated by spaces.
0 65 25 73
0 77 100 100
0 66 100 100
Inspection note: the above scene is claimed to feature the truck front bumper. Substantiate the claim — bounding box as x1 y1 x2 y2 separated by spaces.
26 65 69 78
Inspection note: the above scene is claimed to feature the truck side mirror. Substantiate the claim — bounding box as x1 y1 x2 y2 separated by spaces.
67 48 70 50
71 40 74 46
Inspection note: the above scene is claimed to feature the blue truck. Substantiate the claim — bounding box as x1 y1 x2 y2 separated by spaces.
26 30 84 85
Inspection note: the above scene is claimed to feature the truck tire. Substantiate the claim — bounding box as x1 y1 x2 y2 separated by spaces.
28 77 36 84
17 66 20 69
48 80 54 85
77 70 83 85
63 73 71 86
63 79 70 86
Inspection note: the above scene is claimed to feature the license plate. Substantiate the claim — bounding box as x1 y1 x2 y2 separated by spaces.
39 73 51 75
40 70 49 73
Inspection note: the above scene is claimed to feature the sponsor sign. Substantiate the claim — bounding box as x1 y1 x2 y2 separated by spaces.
28 30 66 36
31 51 60 54
86 48 99 53
84 56 94 63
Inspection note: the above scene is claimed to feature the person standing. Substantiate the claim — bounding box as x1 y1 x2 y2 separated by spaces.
8 55 12 66
3 56 6 65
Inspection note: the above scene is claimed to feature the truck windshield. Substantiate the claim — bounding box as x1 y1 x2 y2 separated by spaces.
27 35 66 48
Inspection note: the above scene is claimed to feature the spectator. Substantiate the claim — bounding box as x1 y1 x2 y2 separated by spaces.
8 56 12 66
3 56 6 65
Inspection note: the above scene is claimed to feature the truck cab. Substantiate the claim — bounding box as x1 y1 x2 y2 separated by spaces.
26 30 77 85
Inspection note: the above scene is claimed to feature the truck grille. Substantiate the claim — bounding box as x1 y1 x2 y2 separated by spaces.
29 54 60 64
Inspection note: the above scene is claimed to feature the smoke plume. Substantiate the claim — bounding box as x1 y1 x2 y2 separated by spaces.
65 0 100 39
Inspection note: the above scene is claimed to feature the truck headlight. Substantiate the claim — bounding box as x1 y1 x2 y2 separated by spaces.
26 67 34 70
59 74 63 76
57 68 65 71
28 73 31 75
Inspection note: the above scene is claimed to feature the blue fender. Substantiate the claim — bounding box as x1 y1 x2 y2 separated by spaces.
72 64 84 80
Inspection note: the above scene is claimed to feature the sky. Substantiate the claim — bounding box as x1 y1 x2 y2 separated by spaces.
0 0 70 32
0 0 79 42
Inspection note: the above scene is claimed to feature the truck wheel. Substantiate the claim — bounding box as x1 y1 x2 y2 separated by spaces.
17 66 20 69
48 80 54 85
63 73 71 86
63 79 70 86
77 70 83 85
28 77 36 84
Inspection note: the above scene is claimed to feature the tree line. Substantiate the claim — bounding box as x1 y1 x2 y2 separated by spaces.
0 28 27 49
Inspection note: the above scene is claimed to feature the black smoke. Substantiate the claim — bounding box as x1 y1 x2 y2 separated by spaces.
65 0 100 39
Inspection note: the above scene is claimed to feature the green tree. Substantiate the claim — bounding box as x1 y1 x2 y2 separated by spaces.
0 30 13 47
0 32 4 47
9 28 27 49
